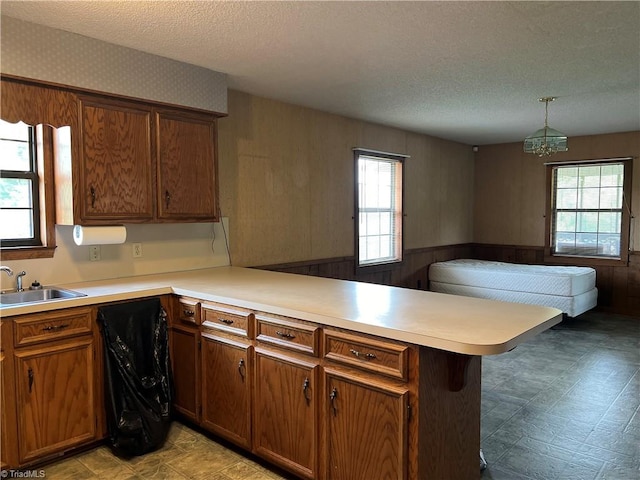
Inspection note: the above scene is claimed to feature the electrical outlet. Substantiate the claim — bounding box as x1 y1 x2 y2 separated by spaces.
89 245 101 261
133 243 143 258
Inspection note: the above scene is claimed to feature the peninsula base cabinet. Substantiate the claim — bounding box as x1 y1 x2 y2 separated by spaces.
254 349 319 480
200 333 252 450
324 369 409 480
166 297 482 480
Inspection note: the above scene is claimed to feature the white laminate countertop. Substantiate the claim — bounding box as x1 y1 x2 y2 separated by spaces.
0 266 562 355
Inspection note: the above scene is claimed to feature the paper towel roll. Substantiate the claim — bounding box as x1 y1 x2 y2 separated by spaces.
73 225 127 246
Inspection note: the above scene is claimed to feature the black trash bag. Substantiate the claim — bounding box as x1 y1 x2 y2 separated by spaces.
98 297 173 457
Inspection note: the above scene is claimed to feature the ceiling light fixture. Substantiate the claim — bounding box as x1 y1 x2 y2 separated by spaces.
523 97 568 157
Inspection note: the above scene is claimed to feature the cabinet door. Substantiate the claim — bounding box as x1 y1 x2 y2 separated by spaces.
79 97 154 221
254 349 319 480
170 325 200 423
15 337 96 464
325 369 409 480
201 334 251 449
156 111 217 221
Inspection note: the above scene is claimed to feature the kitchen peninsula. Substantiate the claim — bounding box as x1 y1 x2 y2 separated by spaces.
1 266 562 479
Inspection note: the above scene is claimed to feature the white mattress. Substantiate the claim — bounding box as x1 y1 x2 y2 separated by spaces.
430 281 598 318
428 259 596 297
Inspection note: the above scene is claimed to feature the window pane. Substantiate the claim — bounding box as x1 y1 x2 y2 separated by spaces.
600 164 623 187
556 212 576 232
556 167 578 188
0 208 34 240
0 120 30 141
379 235 391 258
578 166 601 188
598 212 621 234
576 233 598 253
366 236 380 261
556 189 577 209
0 178 33 208
555 232 576 252
598 235 620 256
366 212 380 235
379 212 391 234
576 212 598 233
577 188 600 208
0 139 31 171
599 187 623 209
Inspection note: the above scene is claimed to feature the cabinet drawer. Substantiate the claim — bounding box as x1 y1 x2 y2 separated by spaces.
176 298 201 326
255 315 320 357
14 307 93 347
324 330 409 381
202 303 252 338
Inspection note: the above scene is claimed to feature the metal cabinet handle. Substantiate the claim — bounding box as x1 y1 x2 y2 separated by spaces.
276 331 295 339
183 309 195 317
42 323 70 332
350 349 377 360
238 358 245 380
219 318 234 325
165 190 171 209
28 368 34 393
302 378 311 404
90 186 96 208
329 387 338 416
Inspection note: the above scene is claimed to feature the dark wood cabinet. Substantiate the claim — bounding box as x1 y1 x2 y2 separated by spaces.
78 97 154 222
15 335 96 464
324 369 409 480
201 333 252 449
156 111 217 221
170 297 201 423
254 348 319 480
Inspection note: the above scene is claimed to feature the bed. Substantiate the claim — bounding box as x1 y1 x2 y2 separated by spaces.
428 259 598 317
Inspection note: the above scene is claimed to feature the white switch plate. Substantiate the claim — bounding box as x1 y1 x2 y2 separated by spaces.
89 245 101 261
133 243 143 258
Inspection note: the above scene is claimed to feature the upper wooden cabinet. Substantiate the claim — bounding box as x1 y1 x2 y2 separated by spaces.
1 76 221 225
64 97 219 225
78 96 154 222
156 111 218 221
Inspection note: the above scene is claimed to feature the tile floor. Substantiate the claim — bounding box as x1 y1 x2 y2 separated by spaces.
37 310 639 479
481 311 639 480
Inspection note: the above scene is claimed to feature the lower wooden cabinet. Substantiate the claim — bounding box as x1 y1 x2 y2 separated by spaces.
201 333 252 449
254 348 319 480
324 369 409 480
0 350 9 470
170 325 201 423
14 336 96 464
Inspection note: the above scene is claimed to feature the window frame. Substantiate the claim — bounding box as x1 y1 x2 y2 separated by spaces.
0 123 57 260
354 148 405 272
544 157 632 267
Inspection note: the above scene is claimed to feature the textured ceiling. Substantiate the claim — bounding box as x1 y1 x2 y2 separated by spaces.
2 1 639 145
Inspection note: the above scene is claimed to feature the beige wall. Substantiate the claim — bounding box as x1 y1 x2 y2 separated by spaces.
218 90 474 267
474 131 640 251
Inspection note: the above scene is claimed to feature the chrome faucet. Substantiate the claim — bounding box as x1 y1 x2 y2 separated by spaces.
0 266 13 277
15 271 27 292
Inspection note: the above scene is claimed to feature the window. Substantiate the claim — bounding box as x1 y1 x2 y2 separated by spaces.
0 120 41 247
547 158 632 262
355 149 404 267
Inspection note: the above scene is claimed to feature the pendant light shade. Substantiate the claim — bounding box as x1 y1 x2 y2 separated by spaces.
523 97 568 156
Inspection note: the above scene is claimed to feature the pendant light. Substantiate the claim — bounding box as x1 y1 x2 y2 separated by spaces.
523 97 568 156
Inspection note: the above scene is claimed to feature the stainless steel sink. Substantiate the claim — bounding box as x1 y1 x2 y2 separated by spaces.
0 287 86 306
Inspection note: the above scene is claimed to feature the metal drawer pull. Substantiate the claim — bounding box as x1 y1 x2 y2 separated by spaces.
302 378 311 404
350 349 377 360
219 318 234 325
42 323 70 332
28 368 34 393
183 309 195 316
276 331 295 339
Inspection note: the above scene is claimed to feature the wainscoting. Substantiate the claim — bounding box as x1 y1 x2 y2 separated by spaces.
256 244 639 317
